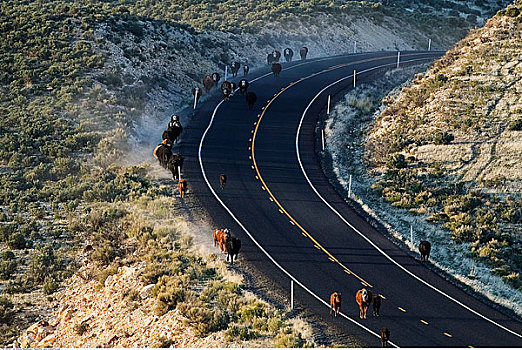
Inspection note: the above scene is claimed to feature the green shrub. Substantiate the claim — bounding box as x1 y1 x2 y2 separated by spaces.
74 322 89 335
386 153 407 169
43 275 59 295
433 131 454 145
6 233 28 249
0 296 14 324
508 118 522 131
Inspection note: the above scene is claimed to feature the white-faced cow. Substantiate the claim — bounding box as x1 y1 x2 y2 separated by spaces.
211 72 221 83
284 47 294 62
239 79 249 95
243 64 250 76
231 61 241 77
221 81 232 101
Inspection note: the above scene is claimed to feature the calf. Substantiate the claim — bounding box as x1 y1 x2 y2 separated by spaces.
380 327 390 348
330 292 342 317
419 240 431 262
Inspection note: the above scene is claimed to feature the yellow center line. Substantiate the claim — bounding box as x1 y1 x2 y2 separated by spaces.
444 332 453 338
420 320 429 325
398 307 407 312
251 52 434 289
250 54 420 289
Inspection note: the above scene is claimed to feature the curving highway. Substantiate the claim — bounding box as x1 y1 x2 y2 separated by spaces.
181 51 522 347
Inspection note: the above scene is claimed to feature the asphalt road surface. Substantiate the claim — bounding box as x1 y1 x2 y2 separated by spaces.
180 51 522 347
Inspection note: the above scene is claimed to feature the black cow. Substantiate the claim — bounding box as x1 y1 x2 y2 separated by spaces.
211 72 221 83
246 91 257 111
168 153 184 181
243 64 249 76
419 241 431 262
230 81 237 96
271 62 282 77
231 61 241 77
154 142 172 170
163 121 183 144
225 236 241 264
300 46 308 60
372 294 382 317
267 50 281 65
284 48 294 62
239 79 249 95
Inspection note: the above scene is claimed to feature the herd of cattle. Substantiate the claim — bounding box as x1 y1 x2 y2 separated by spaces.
153 46 435 346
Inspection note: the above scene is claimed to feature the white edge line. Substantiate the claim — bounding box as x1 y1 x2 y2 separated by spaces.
295 58 522 340
198 54 408 347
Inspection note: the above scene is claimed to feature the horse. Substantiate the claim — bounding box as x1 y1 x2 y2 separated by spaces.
284 47 293 62
202 74 214 93
211 72 221 83
225 236 241 264
330 292 342 317
372 294 382 317
243 64 249 76
221 81 232 101
300 46 308 60
271 62 282 77
239 79 249 95
192 87 202 106
246 92 257 111
219 174 227 189
213 228 230 253
355 288 372 319
419 241 431 262
178 178 187 198
231 61 241 77
380 327 390 347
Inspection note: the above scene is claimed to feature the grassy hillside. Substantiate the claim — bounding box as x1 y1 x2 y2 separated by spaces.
0 0 513 345
366 1 522 290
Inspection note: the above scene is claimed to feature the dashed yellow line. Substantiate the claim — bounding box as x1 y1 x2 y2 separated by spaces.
444 332 453 338
398 307 407 312
420 320 429 325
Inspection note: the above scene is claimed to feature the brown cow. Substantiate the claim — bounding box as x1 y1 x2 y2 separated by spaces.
213 228 230 253
271 62 282 77
300 46 308 60
355 288 372 319
330 292 342 317
419 240 431 262
221 81 232 101
380 327 390 347
219 174 227 189
202 74 214 93
178 178 187 198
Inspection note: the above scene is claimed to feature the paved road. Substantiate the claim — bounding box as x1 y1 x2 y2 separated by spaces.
180 51 522 347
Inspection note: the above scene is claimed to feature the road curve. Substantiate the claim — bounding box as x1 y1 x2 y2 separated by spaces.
181 51 522 347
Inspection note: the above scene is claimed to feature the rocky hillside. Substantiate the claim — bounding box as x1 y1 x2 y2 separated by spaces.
0 0 513 346
366 1 522 292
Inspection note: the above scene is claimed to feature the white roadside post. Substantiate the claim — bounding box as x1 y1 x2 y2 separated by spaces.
348 175 352 198
225 65 228 81
327 95 331 115
354 40 357 54
353 70 356 88
193 89 198 110
290 280 294 309
178 166 181 179
321 128 325 151
397 51 401 69
428 38 432 51
410 225 414 249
